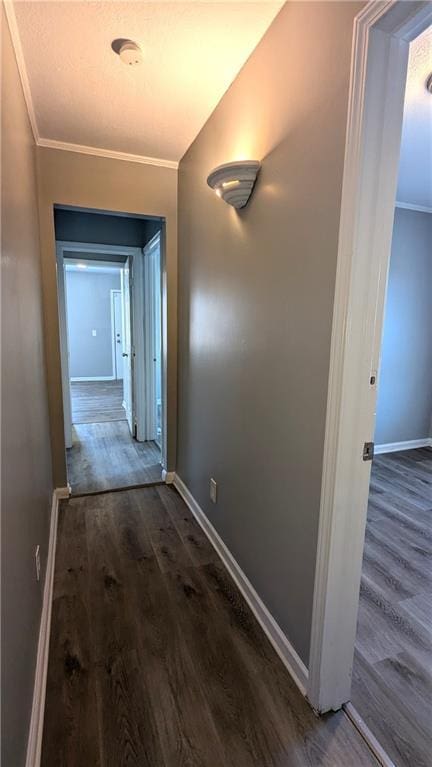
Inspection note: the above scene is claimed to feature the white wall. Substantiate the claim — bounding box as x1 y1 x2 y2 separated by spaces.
65 267 121 380
375 208 432 446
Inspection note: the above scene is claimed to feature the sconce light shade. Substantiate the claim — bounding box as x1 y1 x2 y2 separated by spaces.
207 160 261 209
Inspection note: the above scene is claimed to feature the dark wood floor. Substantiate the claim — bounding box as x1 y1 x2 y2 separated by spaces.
67 421 161 495
353 448 432 767
71 380 126 424
42 485 377 767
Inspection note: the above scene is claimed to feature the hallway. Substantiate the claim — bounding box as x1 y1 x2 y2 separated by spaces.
67 422 161 494
68 381 161 494
42 485 377 766
71 380 126 424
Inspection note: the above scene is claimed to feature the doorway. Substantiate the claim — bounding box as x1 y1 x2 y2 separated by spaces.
307 2 432 764
66 258 126 424
350 24 432 766
55 207 165 495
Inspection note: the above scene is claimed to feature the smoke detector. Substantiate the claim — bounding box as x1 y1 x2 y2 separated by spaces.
111 39 143 66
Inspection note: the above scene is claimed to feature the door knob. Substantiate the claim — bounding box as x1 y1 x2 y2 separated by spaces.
122 353 129 357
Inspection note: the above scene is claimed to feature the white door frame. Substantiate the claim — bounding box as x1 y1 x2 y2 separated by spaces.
56 240 143 440
307 0 432 714
143 232 162 444
110 289 123 380
121 257 134 434
55 245 73 449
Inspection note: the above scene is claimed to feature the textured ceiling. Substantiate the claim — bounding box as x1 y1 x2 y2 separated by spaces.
13 1 282 163
397 25 432 208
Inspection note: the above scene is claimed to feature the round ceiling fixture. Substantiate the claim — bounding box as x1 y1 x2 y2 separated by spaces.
111 38 143 66
426 73 432 94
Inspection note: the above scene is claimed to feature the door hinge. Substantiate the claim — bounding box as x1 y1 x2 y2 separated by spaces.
363 441 374 461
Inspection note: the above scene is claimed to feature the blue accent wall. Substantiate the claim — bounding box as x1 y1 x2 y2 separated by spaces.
375 208 432 445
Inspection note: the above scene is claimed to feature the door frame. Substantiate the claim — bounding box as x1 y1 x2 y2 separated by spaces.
143 232 162 445
307 0 432 714
110 288 123 380
56 240 150 448
55 245 73 449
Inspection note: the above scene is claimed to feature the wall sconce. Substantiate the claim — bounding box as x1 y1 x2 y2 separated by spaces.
207 160 261 209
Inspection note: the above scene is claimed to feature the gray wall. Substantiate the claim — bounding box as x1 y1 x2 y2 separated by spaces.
55 208 161 248
375 208 432 445
66 269 121 379
177 0 362 664
1 9 53 766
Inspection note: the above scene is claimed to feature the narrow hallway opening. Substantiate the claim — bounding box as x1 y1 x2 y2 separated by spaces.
55 206 165 495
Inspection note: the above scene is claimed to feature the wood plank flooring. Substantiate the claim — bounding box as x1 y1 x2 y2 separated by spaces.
353 448 432 767
42 485 377 767
67 421 161 495
71 380 126 424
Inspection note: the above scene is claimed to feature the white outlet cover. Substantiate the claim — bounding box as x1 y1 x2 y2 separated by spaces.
92 329 97 336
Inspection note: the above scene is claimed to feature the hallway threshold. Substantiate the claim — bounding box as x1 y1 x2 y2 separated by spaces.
67 421 162 495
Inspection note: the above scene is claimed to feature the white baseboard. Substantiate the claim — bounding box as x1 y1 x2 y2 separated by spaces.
70 376 115 382
173 474 309 696
343 703 396 767
375 438 432 455
395 201 432 215
25 486 67 767
56 485 71 499
162 470 175 484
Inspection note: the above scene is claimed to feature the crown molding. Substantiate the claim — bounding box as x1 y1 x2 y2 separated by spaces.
36 138 179 170
395 200 432 214
4 1 178 171
4 0 39 142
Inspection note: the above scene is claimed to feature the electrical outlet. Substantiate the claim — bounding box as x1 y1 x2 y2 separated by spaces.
35 546 41 582
210 478 217 504
92 329 97 337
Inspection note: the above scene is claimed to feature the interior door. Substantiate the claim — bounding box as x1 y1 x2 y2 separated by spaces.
144 233 162 446
152 240 162 448
112 290 123 379
121 259 134 434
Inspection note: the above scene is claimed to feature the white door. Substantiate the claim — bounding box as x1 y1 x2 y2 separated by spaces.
152 240 162 448
144 233 162 446
112 290 123 379
121 259 134 435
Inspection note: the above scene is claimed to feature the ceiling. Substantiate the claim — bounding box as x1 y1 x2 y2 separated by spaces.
397 25 432 208
12 1 282 165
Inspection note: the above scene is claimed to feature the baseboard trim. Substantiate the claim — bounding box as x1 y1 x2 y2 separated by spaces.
162 470 175 484
395 201 432 215
343 703 396 767
56 485 71 499
70 376 115 382
375 438 432 455
25 487 66 767
173 474 309 696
